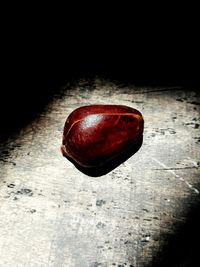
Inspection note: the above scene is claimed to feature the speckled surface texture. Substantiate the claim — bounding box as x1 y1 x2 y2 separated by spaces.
0 78 200 267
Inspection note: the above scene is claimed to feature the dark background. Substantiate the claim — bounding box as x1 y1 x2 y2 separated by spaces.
0 7 199 140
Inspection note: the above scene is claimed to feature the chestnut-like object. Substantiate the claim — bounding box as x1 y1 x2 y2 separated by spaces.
61 105 144 168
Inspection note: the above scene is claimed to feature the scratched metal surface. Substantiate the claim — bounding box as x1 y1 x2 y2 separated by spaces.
0 78 199 267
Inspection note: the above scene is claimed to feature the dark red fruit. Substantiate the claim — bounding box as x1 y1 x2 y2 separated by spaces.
61 105 144 168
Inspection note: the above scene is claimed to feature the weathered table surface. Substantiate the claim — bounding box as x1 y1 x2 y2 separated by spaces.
0 78 199 267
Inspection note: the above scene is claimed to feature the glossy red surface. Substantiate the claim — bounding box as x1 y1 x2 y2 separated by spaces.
61 105 144 167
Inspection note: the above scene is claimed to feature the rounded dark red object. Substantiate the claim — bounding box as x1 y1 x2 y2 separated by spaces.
61 105 144 168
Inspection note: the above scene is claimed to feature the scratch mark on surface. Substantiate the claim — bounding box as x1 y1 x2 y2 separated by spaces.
132 87 183 94
152 158 199 194
153 166 198 170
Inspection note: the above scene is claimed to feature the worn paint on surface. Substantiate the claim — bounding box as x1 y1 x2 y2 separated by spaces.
0 78 200 266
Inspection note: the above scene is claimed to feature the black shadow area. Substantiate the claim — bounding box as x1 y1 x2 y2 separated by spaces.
0 59 94 143
1 25 198 142
143 195 200 267
63 136 143 177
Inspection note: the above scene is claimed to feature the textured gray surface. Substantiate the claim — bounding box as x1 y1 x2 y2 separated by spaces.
0 78 200 266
